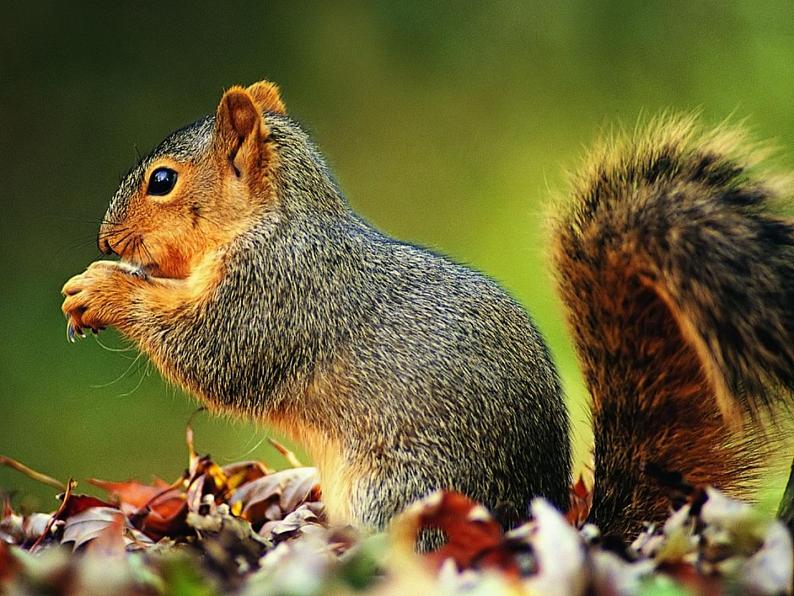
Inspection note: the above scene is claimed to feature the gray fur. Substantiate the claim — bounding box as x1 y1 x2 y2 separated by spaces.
108 112 571 532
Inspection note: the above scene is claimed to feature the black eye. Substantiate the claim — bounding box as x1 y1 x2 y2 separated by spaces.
147 167 178 196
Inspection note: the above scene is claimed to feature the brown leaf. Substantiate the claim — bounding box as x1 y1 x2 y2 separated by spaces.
62 507 125 551
230 467 320 527
2 495 13 519
222 460 270 490
186 459 272 514
185 456 231 512
84 510 126 557
96 475 192 541
0 540 20 581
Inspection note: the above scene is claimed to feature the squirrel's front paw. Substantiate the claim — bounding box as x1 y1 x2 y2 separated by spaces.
61 261 140 341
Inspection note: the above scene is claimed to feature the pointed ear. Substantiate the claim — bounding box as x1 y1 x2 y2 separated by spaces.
246 80 287 115
213 86 267 178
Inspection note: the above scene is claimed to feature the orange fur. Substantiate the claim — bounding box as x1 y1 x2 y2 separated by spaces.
95 85 277 284
269 411 352 525
246 80 287 115
64 84 278 345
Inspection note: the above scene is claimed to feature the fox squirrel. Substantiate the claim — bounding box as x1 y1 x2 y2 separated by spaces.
62 80 794 541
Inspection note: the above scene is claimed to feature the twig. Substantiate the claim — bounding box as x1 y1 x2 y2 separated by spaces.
0 455 67 492
268 437 304 468
30 478 76 552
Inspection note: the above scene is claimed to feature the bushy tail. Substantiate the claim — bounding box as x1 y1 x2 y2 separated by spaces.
553 116 794 538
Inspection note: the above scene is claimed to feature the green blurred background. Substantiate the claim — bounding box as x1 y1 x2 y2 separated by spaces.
2 2 794 512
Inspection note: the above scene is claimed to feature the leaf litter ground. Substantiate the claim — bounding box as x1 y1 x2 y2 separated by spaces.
1 421 792 595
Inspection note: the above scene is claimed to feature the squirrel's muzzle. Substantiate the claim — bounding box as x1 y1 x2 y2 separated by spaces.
98 233 114 256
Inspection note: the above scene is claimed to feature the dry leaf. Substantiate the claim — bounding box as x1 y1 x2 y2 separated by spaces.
62 507 125 551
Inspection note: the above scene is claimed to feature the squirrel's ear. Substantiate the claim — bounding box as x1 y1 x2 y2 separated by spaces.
213 87 267 179
246 80 287 115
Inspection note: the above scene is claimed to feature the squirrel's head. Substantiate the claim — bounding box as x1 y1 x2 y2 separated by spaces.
99 81 287 279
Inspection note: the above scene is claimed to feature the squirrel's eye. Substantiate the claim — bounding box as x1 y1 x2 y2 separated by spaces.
147 167 178 196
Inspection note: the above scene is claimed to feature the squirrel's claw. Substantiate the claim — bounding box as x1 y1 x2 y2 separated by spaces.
66 318 85 343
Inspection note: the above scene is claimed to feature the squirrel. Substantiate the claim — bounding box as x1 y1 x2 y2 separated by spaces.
61 80 794 543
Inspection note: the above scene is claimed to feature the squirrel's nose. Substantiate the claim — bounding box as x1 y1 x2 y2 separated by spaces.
98 235 114 255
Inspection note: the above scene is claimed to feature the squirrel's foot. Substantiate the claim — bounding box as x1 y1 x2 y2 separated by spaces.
61 261 143 341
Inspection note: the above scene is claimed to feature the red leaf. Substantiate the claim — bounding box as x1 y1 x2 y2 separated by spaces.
416 492 506 571
131 501 190 541
2 495 14 519
566 474 593 528
89 477 172 512
58 494 117 520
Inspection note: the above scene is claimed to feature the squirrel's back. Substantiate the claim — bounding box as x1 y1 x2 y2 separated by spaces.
338 223 569 529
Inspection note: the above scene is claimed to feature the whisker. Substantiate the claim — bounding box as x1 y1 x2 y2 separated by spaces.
118 352 150 397
101 216 127 227
56 238 106 252
117 362 149 397
140 239 156 266
97 227 132 241
132 237 145 264
114 231 137 257
221 433 268 462
90 351 145 389
92 334 138 357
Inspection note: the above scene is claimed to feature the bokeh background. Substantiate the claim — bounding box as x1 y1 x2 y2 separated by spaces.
3 2 794 512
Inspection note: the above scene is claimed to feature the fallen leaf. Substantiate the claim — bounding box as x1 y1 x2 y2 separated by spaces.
62 507 125 551
85 510 126 557
521 498 588 596
89 477 173 512
58 494 117 520
567 474 593 528
392 491 508 572
230 468 320 527
260 502 326 542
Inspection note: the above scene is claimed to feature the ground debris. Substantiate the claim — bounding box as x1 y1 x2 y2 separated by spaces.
1 434 792 595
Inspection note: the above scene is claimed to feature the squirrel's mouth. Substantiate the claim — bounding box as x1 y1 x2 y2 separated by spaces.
126 258 189 280
101 231 178 279
121 260 174 280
